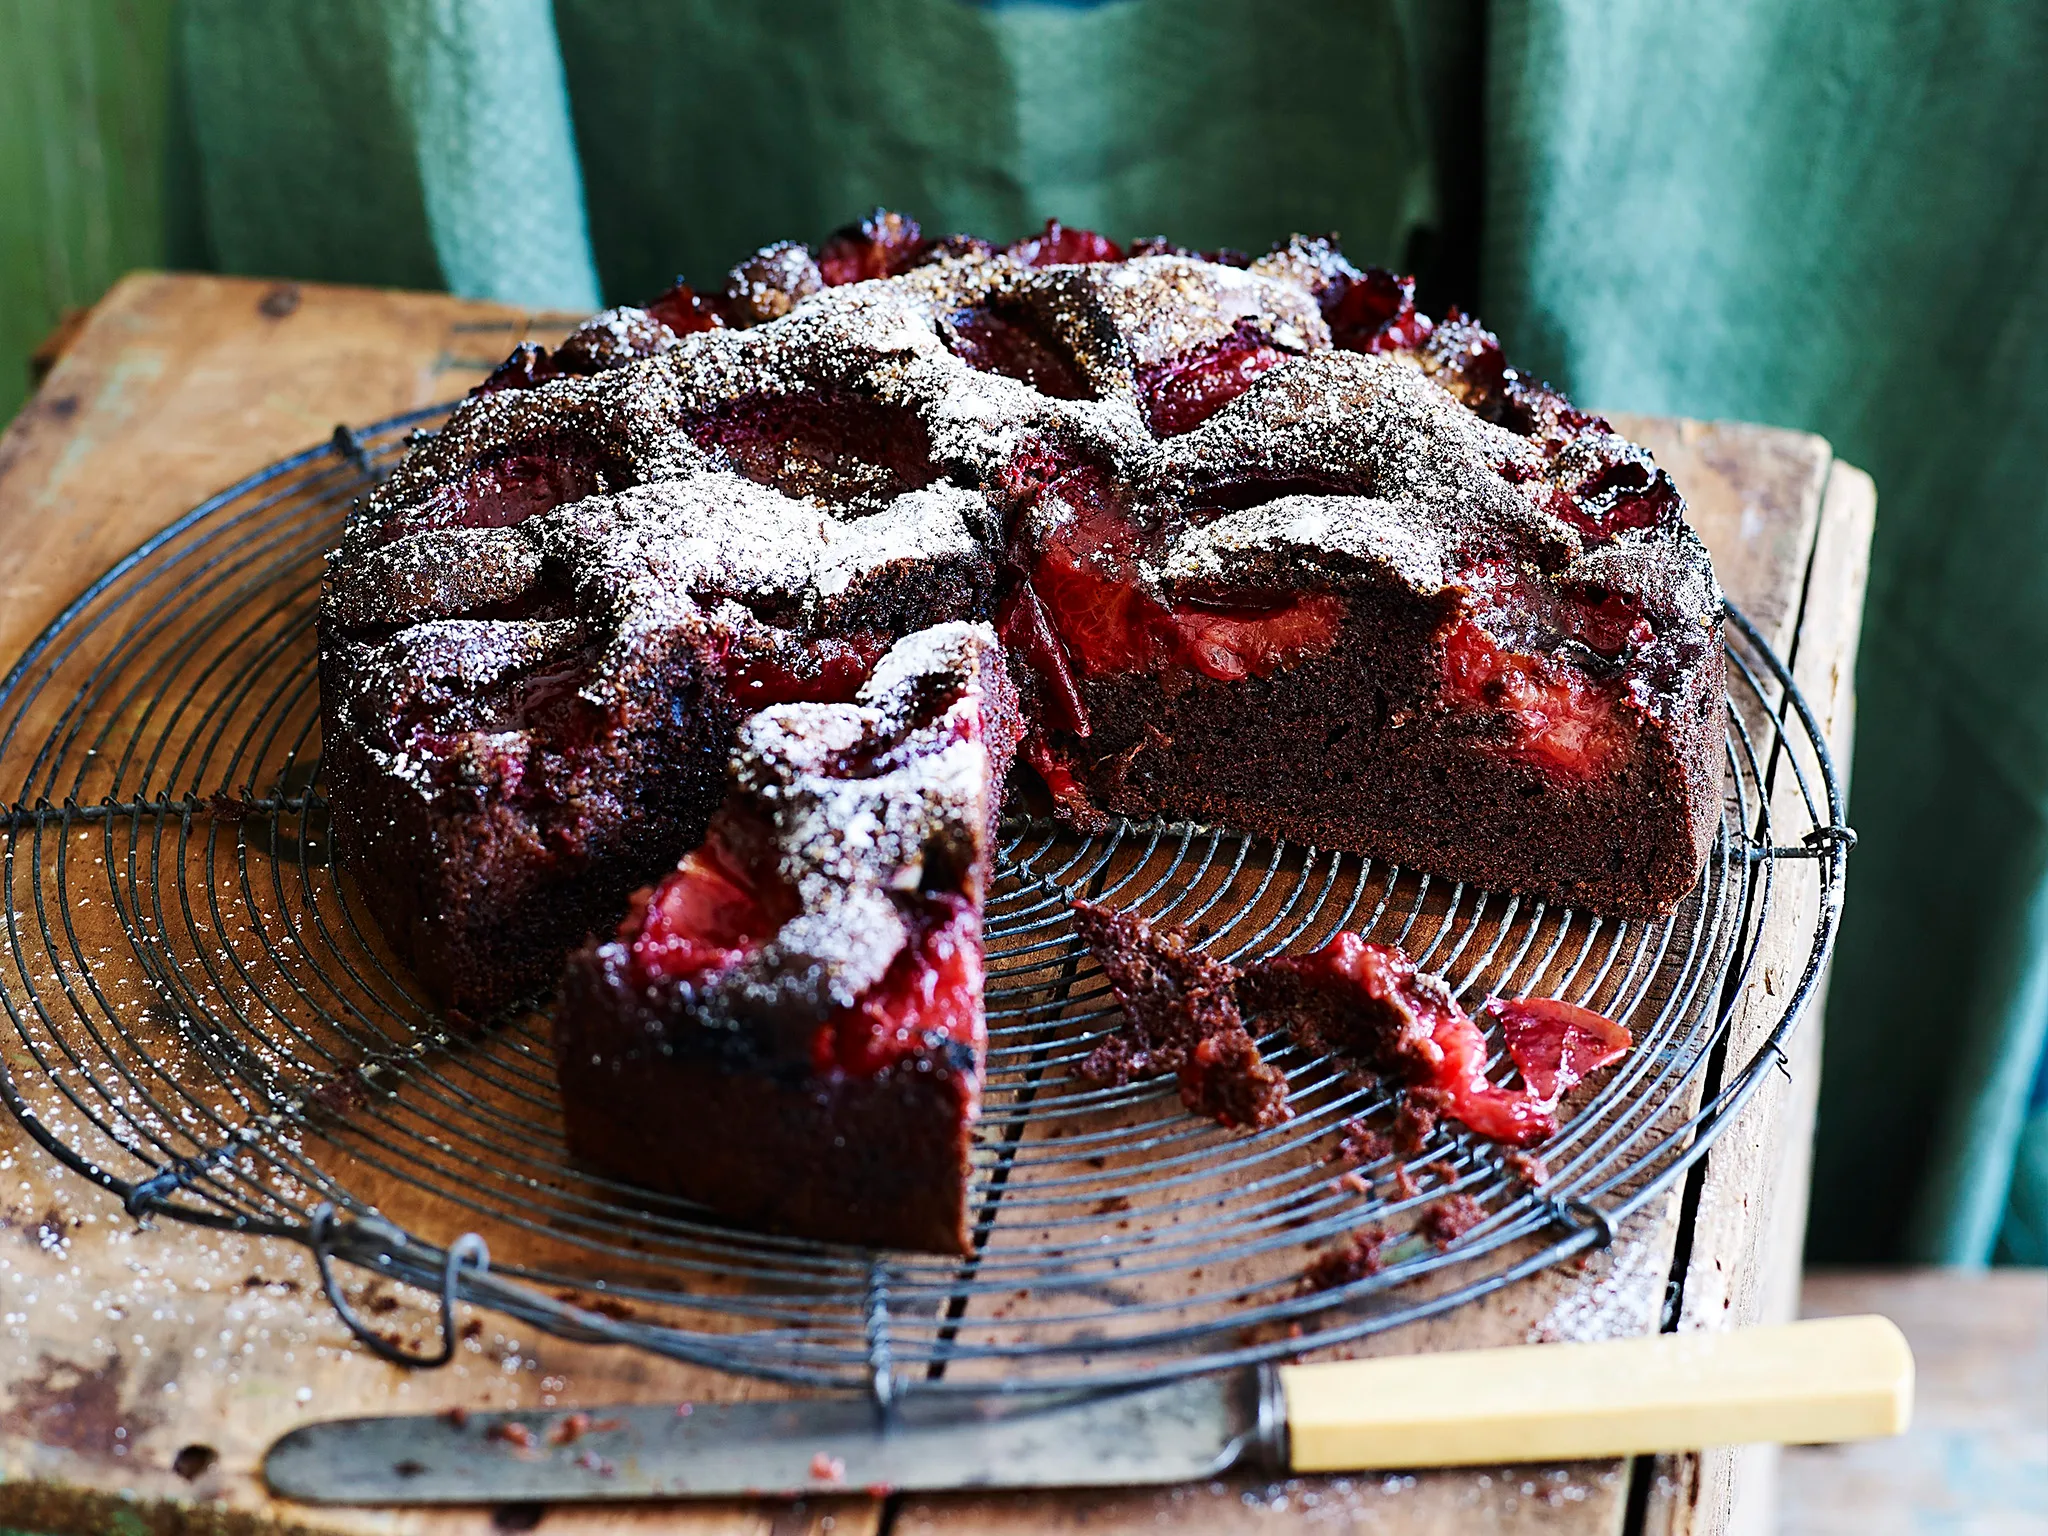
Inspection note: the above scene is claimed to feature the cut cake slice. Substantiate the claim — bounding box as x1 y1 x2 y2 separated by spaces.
554 622 1019 1253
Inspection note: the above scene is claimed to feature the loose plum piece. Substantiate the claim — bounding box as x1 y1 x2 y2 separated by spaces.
1483 996 1631 1104
1241 933 1555 1147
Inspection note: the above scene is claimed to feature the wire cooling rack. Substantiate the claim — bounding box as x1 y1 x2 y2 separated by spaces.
0 408 1850 1399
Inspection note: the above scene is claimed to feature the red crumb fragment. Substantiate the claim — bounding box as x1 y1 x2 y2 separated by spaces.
1335 1171 1370 1195
1505 1150 1550 1186
1093 1195 1132 1216
1391 1099 1439 1156
442 1405 470 1429
574 1449 616 1476
1299 1226 1390 1293
1328 1117 1391 1166
675 1403 694 1417
1390 1164 1420 1200
1418 1194 1487 1248
309 1074 368 1115
810 1452 847 1484
1070 900 1290 1129
484 1420 538 1450
557 1288 635 1321
1179 1027 1291 1131
548 1412 592 1446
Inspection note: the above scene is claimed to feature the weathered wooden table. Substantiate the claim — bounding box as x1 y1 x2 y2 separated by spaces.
0 273 1874 1536
1784 1269 2048 1535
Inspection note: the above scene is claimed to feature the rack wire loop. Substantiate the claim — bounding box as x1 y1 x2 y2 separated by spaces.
309 1202 490 1369
1546 1197 1620 1251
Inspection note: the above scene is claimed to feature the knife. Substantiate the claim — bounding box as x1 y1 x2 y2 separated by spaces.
264 1314 1911 1504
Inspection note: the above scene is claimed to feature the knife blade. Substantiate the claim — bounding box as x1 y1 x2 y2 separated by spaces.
264 1315 1912 1505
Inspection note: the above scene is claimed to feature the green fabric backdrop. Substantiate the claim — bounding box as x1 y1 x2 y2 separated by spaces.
0 0 175 425
4 0 2044 1263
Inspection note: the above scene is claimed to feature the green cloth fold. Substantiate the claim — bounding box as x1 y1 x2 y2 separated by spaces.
178 0 599 308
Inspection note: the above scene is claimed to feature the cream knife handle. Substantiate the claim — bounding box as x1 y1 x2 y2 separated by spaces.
1278 1314 1913 1471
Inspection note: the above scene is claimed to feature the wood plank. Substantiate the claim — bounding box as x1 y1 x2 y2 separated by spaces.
0 279 1863 1536
0 273 875 1536
1637 461 1876 1536
1780 1268 2048 1536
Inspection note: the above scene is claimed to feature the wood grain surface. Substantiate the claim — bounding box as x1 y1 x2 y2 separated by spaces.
1782 1268 2047 1536
0 274 1872 1536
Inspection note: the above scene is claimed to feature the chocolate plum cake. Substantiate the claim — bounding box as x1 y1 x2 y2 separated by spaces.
319 209 1725 1249
555 623 1018 1252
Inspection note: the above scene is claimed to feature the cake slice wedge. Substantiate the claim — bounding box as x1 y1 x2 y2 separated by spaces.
554 622 1020 1253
